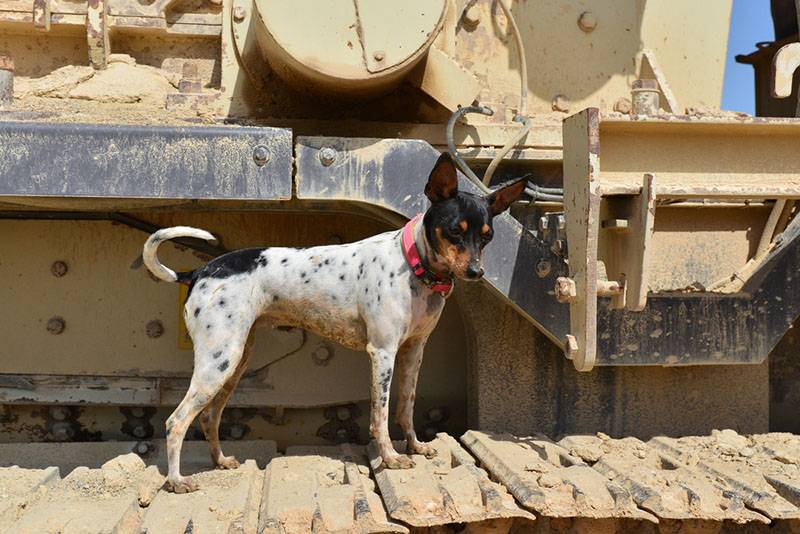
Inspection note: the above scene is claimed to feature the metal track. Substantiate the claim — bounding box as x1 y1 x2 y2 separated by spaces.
1 430 798 533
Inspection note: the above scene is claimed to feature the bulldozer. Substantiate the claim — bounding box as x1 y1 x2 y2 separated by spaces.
0 0 799 531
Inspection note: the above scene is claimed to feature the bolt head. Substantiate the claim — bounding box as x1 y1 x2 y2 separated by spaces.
51 261 68 277
336 406 351 421
145 320 164 338
335 428 350 441
253 145 271 166
372 50 385 62
132 426 148 438
134 441 151 455
564 334 579 359
130 407 146 418
577 11 597 32
319 147 337 166
312 345 332 365
463 5 481 27
556 214 566 230
536 260 551 278
233 5 246 21
538 216 549 232
47 316 65 335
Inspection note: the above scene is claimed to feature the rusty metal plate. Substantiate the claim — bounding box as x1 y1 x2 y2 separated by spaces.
368 433 534 528
0 121 292 201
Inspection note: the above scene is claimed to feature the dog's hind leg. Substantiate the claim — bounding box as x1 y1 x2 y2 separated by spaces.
165 326 252 493
198 329 255 470
395 339 437 459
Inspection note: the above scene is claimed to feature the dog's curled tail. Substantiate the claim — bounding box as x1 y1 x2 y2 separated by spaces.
143 226 216 282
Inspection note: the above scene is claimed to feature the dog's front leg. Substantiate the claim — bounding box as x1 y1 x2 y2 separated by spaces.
367 342 414 469
395 340 437 459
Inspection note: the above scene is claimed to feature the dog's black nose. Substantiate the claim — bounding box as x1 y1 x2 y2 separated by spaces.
466 265 484 280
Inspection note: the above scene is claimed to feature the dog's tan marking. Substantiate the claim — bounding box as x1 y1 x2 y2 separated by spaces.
481 223 490 235
459 220 468 232
435 227 471 278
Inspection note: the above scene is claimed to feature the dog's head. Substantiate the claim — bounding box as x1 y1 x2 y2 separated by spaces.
422 153 526 281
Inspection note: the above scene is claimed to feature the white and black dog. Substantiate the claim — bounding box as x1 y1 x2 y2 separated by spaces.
143 153 525 493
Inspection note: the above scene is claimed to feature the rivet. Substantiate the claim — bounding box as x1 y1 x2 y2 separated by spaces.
536 260 551 278
233 5 246 22
146 320 164 338
312 345 333 365
132 425 148 438
577 11 597 32
49 406 69 421
336 406 351 421
252 144 270 166
229 424 245 439
373 50 385 62
134 441 151 455
319 147 336 166
335 428 349 441
51 261 68 277
552 94 570 113
463 5 481 28
130 407 146 418
47 316 65 335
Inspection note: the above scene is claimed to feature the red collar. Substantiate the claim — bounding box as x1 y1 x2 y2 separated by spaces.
402 214 454 297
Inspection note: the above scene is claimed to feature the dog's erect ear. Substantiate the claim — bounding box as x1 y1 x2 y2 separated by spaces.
486 178 527 216
425 152 459 203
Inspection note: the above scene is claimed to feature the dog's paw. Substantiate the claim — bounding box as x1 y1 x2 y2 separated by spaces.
409 441 438 459
167 476 199 494
215 455 240 470
383 454 415 469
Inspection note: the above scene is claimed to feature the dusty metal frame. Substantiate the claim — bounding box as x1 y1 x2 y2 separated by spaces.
562 108 800 370
0 121 293 201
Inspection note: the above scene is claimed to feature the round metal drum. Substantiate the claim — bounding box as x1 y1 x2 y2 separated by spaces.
252 0 446 97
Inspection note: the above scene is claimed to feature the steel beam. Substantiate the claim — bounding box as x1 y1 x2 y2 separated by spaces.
0 121 293 201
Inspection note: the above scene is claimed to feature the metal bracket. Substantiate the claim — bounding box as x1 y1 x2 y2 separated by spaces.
772 42 800 117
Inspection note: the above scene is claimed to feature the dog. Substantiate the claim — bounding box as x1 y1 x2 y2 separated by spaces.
142 153 526 493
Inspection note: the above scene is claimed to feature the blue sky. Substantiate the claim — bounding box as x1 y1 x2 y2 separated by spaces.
722 0 775 113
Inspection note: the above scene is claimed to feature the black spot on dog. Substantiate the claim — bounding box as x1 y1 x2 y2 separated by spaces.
390 272 395 278
304 279 310 284
219 299 226 307
352 252 357 257
206 324 212 330
194 307 200 317
212 350 222 359
324 259 330 265
198 282 207 290
226 313 232 319
281 258 288 265
273 295 280 302
378 280 382 287
365 287 369 294
377 295 381 302
342 260 347 266
426 294 440 314
372 257 377 263
257 256 268 268
380 375 390 394
218 360 229 372
339 274 345 281
183 248 268 296
331 295 337 301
